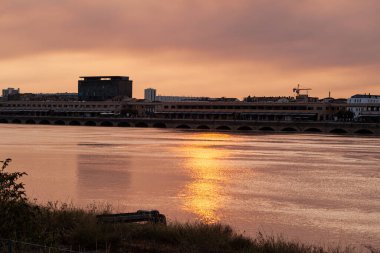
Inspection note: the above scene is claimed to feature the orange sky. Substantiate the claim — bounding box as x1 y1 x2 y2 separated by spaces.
1 0 379 99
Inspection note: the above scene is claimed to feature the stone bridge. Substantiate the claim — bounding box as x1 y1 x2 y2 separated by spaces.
0 116 378 135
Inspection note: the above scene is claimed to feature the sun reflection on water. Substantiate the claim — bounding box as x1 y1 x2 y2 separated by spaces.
177 133 232 223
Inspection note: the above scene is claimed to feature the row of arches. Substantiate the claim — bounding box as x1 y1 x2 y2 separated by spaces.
0 119 375 134
175 124 374 134
0 119 145 128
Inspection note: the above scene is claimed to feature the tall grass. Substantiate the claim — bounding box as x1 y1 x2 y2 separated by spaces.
2 200 249 252
0 201 367 253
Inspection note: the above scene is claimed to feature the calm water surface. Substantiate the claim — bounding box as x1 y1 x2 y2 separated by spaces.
0 125 379 248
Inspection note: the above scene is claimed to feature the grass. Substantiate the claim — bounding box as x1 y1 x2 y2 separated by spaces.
0 201 372 253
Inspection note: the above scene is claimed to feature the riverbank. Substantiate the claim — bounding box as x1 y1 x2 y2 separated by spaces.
1 201 367 253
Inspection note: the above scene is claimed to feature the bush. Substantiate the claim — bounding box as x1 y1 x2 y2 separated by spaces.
0 158 41 241
0 158 27 203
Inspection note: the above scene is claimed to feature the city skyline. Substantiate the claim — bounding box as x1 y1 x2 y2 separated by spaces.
1 0 380 99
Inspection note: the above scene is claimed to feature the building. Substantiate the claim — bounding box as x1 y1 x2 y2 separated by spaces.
348 94 380 122
2 88 20 99
155 95 208 102
144 88 157 101
145 87 238 102
0 97 348 122
244 96 293 103
154 100 347 122
18 93 78 101
78 76 132 101
0 100 130 118
155 95 238 102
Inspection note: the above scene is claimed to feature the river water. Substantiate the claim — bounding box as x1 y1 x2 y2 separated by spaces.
0 125 379 248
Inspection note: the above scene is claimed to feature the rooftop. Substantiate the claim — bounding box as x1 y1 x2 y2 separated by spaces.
351 94 380 99
79 76 130 81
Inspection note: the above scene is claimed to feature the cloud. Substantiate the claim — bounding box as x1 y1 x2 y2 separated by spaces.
1 0 380 68
1 0 380 98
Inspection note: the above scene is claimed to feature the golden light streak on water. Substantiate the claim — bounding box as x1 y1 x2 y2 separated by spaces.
178 133 231 223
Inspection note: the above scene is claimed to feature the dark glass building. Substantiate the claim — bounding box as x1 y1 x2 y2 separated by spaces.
78 76 133 101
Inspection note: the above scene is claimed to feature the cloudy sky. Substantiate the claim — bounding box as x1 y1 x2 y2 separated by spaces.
1 0 379 98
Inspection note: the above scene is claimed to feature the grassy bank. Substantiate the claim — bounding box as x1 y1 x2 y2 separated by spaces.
0 201 360 253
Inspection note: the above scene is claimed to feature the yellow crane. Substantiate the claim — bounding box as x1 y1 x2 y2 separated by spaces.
293 84 312 96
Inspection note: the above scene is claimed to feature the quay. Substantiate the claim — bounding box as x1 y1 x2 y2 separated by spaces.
0 115 378 135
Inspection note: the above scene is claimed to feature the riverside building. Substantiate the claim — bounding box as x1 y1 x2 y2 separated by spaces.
153 99 346 122
78 76 133 101
0 96 347 121
348 94 380 122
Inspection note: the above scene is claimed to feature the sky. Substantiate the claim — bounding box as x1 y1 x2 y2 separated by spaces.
1 0 379 99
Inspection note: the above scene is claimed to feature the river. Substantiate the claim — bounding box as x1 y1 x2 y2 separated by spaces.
0 124 379 248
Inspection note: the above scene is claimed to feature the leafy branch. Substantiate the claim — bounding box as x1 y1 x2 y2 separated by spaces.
0 158 28 203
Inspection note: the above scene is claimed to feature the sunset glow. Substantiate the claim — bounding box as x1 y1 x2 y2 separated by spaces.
1 0 379 98
1 2 380 250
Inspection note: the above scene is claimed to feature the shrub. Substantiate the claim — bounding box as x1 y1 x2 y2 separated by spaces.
0 158 34 240
0 158 27 203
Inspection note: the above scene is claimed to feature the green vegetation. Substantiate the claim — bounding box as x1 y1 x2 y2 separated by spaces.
0 159 375 253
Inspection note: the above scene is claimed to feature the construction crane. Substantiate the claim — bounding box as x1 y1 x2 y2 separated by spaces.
293 84 311 96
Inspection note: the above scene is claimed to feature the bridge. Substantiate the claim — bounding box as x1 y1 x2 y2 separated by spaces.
0 116 378 135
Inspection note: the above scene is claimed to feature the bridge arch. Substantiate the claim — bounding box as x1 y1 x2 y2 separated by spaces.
100 121 113 127
216 125 231 131
84 121 96 126
259 126 275 131
176 124 191 129
69 121 81 126
153 122 166 128
135 122 149 128
304 128 322 133
330 128 348 134
281 127 297 132
39 120 51 125
354 129 373 135
0 119 8 123
237 126 252 131
197 125 210 130
12 119 21 124
54 120 65 125
25 119 36 124
118 122 130 127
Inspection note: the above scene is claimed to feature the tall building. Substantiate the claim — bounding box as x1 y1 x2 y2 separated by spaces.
144 88 157 101
78 76 132 101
